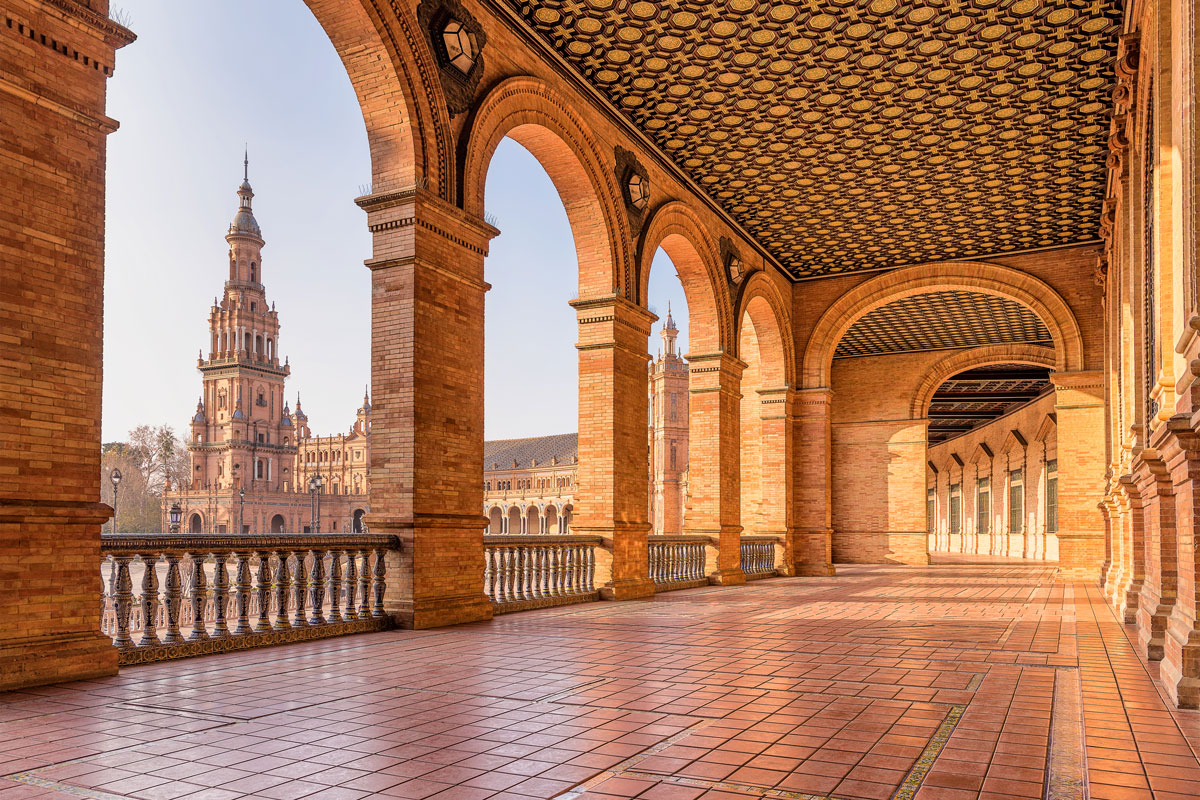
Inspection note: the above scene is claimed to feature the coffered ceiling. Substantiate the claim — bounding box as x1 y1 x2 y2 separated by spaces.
498 0 1122 279
833 290 1053 358
928 363 1053 443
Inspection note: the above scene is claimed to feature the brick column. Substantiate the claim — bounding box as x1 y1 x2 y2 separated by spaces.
685 352 746 585
1050 371 1108 580
1134 447 1176 661
792 388 836 575
1117 474 1146 623
357 188 497 628
570 295 655 601
1159 418 1200 707
757 387 794 573
0 0 135 690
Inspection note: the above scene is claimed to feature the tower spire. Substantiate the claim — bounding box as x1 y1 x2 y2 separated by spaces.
244 144 249 182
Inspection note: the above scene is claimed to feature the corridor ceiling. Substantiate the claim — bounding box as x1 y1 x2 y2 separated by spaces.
833 290 1053 358
500 0 1122 279
927 363 1053 443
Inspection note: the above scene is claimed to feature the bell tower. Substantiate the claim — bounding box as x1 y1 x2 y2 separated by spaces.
648 304 689 536
186 155 297 505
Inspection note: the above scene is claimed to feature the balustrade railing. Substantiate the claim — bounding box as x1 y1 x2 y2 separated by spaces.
100 533 399 665
483 535 601 611
740 536 779 577
648 535 709 587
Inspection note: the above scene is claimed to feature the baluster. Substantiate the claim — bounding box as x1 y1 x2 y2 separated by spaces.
550 547 561 597
254 551 272 631
532 548 544 599
328 549 343 623
186 553 209 641
524 547 534 601
358 549 371 617
138 554 160 647
371 548 386 617
308 549 326 625
649 544 658 583
536 548 548 599
568 546 579 594
273 549 291 629
211 551 230 638
586 545 596 592
484 547 495 603
110 554 134 650
161 552 183 644
290 551 308 627
502 548 514 603
344 549 359 619
231 551 252 635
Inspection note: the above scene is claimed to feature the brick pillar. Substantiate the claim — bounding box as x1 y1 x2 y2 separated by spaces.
685 352 746 585
1050 371 1108 580
792 388 836 575
1159 418 1200 707
0 0 135 690
357 188 496 628
1117 474 1147 623
758 387 794 573
570 295 655 601
1134 447 1175 661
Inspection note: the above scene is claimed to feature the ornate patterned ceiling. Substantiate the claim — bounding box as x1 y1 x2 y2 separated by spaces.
834 290 1053 358
928 363 1052 443
500 0 1122 279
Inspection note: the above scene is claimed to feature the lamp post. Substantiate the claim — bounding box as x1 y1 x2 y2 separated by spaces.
109 468 122 533
308 473 324 533
239 487 246 534
168 503 182 534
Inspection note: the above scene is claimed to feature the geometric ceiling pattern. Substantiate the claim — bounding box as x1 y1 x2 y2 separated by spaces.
502 0 1122 278
928 363 1053 443
834 290 1053 358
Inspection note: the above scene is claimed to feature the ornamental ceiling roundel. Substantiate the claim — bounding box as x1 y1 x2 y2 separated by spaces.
501 0 1121 279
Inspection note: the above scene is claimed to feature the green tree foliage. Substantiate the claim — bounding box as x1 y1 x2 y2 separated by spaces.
100 425 188 532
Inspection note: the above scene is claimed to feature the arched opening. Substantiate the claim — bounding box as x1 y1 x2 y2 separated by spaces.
271 514 286 533
545 505 560 535
488 506 503 535
352 508 365 533
189 513 203 534
736 287 791 539
506 506 522 536
526 505 541 535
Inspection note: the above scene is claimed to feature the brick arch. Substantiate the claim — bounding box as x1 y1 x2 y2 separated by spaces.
305 0 453 200
463 77 632 298
910 344 1059 419
735 272 795 388
636 202 732 353
800 261 1085 389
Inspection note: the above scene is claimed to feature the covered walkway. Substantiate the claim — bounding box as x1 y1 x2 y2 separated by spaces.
3 564 1197 800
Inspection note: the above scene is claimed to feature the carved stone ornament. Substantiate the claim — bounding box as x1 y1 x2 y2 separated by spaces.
614 146 649 232
1094 254 1109 289
720 236 746 284
417 0 486 117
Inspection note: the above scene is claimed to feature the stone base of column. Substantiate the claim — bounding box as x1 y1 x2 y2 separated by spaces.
1163 615 1200 708
792 528 835 575
1137 598 1173 661
708 568 746 586
0 631 117 692
1118 578 1143 625
599 577 656 601
393 592 494 630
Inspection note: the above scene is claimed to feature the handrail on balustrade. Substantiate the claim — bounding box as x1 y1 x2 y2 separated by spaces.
647 534 714 544
101 532 401 553
483 534 602 546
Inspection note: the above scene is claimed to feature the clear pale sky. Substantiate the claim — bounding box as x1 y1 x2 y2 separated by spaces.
102 0 688 444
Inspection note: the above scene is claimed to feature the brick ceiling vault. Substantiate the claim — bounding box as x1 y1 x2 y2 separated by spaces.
499 0 1122 279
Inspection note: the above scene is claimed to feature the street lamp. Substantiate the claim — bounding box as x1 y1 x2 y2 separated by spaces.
308 473 324 533
109 468 122 533
168 503 182 534
239 487 246 534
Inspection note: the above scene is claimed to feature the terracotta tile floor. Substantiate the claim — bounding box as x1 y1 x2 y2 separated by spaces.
3 563 1200 800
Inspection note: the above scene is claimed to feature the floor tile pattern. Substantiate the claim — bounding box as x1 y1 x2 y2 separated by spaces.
2 564 1199 800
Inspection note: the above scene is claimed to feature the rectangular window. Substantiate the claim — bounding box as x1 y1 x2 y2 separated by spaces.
1009 469 1024 534
949 484 962 535
1046 460 1058 535
927 487 936 532
977 478 990 537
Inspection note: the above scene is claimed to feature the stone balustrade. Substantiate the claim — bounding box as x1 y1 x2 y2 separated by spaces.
648 535 710 589
100 532 399 665
483 535 601 612
740 536 781 577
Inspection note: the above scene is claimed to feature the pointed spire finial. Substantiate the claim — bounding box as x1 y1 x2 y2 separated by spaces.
244 144 249 181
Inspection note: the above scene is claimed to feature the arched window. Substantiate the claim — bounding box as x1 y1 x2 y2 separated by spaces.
256 459 264 479
250 262 257 282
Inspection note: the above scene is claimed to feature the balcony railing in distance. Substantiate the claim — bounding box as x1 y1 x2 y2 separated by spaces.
649 535 710 589
101 532 400 665
740 535 781 578
484 535 601 613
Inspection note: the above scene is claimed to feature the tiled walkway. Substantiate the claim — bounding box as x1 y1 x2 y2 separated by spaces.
3 564 1200 800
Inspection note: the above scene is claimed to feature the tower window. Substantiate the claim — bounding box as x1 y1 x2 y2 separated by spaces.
250 262 257 282
250 302 256 312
